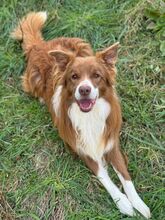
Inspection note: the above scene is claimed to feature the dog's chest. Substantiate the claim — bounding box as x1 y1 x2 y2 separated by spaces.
68 98 111 161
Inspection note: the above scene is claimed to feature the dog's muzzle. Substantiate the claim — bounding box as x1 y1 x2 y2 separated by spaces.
75 80 98 112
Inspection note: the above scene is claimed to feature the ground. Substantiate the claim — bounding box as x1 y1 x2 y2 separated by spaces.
0 0 164 219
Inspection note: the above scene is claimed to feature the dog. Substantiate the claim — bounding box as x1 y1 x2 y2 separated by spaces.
11 12 151 218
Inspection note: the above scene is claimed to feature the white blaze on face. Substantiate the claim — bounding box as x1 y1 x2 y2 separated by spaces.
75 79 99 112
75 79 99 100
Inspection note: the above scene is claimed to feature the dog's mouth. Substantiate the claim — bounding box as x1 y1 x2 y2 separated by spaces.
76 99 96 112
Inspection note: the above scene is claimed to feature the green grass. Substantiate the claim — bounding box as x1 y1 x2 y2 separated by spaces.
0 0 164 219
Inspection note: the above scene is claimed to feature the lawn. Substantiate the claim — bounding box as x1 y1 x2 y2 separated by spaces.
0 0 164 219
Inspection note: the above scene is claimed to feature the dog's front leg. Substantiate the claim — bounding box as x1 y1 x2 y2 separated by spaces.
81 155 135 216
107 147 151 219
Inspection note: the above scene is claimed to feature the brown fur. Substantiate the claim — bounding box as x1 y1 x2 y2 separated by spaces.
11 12 130 181
81 155 99 175
104 143 131 180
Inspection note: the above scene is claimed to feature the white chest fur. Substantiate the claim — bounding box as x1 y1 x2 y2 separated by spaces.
52 85 63 117
68 98 111 161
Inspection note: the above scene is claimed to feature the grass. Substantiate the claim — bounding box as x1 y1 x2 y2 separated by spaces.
0 0 164 219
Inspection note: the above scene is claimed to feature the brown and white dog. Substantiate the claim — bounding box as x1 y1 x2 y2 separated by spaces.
11 12 151 218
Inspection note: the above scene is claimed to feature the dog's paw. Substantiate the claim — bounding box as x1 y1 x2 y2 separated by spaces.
131 197 151 219
115 193 135 216
39 97 45 105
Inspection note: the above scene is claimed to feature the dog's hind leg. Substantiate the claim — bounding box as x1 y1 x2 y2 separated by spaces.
21 65 45 99
21 71 31 93
39 97 45 104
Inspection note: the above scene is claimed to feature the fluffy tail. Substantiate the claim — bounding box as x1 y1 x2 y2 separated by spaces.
11 12 47 53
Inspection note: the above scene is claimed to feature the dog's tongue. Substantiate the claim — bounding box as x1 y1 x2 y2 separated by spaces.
78 99 95 112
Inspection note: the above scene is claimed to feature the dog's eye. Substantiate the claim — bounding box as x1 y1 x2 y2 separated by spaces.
93 72 100 78
71 73 79 80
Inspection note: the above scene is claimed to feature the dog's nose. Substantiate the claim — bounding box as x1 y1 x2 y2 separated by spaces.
79 85 91 96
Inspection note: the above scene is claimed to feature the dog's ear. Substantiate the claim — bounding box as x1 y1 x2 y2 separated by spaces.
96 42 119 66
49 50 73 71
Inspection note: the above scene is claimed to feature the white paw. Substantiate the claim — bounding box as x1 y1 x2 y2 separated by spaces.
39 97 45 104
131 197 151 219
115 193 135 216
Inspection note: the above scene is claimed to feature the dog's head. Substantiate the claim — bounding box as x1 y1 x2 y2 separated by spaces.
49 43 119 113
